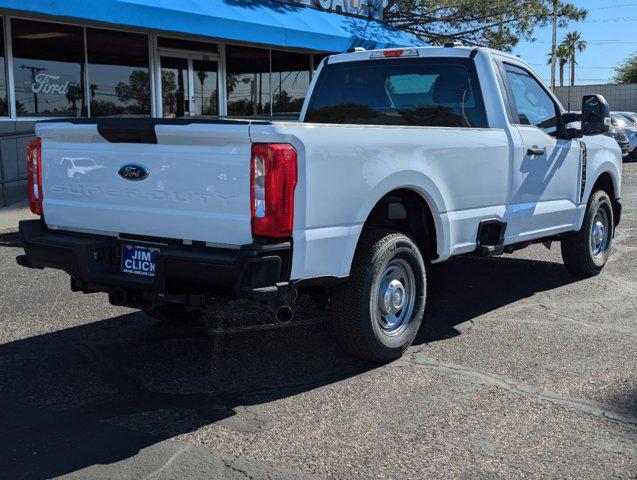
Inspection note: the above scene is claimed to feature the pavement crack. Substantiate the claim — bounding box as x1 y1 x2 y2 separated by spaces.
403 353 637 427
221 455 254 480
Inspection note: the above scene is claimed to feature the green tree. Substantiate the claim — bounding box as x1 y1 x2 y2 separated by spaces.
383 0 586 52
561 31 586 86
613 53 637 84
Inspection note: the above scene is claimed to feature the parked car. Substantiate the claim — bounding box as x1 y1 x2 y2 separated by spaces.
616 111 637 126
17 45 622 362
607 123 632 159
568 112 630 159
611 113 637 159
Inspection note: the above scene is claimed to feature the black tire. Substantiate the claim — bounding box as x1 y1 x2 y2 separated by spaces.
143 304 201 324
561 190 614 277
332 229 426 362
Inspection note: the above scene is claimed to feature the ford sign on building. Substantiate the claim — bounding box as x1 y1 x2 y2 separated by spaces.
0 0 418 206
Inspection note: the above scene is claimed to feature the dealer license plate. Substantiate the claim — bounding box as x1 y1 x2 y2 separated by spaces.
120 244 158 277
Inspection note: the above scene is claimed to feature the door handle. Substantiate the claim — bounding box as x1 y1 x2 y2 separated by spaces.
527 146 545 156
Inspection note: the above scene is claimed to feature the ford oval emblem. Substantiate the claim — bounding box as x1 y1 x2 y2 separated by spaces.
118 163 149 181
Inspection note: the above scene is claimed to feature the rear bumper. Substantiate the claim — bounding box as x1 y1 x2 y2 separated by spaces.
17 220 291 305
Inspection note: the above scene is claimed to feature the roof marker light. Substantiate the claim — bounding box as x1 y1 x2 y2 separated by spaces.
370 48 419 59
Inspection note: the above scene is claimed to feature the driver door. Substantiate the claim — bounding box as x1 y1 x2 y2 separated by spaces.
499 61 581 242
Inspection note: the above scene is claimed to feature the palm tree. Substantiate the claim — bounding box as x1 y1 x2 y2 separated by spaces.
547 44 569 87
561 31 587 87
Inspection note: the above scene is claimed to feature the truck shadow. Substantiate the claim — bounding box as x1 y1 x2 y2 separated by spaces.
417 254 578 344
0 255 578 479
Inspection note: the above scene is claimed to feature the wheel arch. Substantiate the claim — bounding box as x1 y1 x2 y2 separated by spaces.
352 182 445 266
588 168 621 226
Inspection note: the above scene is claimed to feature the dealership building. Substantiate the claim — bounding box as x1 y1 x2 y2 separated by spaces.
0 0 418 205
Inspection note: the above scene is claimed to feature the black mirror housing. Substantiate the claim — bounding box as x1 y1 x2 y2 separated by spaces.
581 94 610 136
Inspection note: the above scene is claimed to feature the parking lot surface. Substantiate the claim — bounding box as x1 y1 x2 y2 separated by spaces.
1 165 636 480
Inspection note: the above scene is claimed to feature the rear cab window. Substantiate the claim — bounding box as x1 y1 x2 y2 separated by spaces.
305 57 488 128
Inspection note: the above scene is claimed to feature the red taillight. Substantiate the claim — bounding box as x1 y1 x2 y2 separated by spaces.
27 137 43 215
250 143 297 238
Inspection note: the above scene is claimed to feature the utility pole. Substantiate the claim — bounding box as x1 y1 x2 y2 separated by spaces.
550 0 558 91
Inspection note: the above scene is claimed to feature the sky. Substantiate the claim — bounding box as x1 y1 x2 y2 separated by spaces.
512 0 637 86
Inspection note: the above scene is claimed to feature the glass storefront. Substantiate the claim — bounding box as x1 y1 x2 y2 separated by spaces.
11 19 86 117
226 45 271 117
87 28 151 117
271 50 310 117
0 16 321 119
226 45 311 118
192 59 218 116
161 56 190 117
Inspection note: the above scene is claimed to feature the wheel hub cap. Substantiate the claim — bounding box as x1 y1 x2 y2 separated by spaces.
374 258 417 336
381 279 406 315
592 221 605 248
590 207 610 257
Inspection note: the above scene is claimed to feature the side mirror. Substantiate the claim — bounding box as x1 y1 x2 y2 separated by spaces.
581 94 610 135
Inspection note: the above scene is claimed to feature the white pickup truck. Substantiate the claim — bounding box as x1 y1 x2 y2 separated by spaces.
18 45 622 362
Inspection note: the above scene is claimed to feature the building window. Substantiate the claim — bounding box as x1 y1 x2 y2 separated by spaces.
87 28 150 117
226 45 270 117
161 56 190 117
271 50 310 118
0 19 8 116
11 19 86 117
193 59 219 116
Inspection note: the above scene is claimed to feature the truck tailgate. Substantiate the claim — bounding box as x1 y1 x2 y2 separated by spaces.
37 120 254 245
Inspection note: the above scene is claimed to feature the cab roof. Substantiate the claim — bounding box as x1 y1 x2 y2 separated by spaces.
325 45 524 66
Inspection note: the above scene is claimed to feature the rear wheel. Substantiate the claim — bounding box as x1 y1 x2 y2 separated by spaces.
143 304 201 324
561 190 614 277
332 229 426 362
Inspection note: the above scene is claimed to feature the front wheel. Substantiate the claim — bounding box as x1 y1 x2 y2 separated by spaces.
561 190 614 277
332 229 426 362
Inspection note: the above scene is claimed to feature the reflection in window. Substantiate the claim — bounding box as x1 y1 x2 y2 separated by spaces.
305 58 488 128
161 56 190 118
193 59 218 116
87 28 150 117
504 64 557 134
12 19 86 117
226 45 270 117
271 50 310 119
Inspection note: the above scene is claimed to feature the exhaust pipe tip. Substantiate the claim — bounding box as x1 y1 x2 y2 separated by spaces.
274 305 294 323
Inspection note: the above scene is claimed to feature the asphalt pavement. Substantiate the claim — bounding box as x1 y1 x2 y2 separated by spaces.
1 165 635 479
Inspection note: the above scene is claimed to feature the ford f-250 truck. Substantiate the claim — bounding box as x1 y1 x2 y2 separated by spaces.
18 45 622 362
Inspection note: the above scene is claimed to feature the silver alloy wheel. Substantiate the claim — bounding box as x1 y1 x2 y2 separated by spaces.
590 205 610 258
373 258 416 337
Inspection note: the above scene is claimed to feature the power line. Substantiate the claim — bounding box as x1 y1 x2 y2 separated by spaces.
577 15 637 23
586 3 637 10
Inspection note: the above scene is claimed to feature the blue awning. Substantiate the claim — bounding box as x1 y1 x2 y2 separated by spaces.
0 0 422 52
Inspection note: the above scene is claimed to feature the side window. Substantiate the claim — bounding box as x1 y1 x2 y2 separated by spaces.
503 64 558 135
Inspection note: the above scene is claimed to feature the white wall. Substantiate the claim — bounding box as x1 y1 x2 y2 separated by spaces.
554 83 637 112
